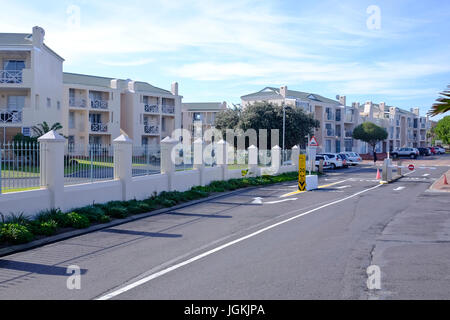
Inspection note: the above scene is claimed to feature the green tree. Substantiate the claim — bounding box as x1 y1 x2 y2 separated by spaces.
429 85 450 116
434 116 450 144
215 102 320 149
31 121 64 137
352 122 388 154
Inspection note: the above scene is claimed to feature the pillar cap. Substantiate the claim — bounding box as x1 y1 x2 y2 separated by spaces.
113 134 133 144
292 145 299 149
37 130 66 142
272 145 281 150
160 136 178 144
193 138 204 144
248 145 258 150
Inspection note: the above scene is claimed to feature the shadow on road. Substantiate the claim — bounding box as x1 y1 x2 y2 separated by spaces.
100 228 182 238
0 260 88 276
167 212 232 219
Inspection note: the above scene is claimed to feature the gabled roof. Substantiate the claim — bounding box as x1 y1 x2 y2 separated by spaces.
241 87 341 105
63 72 114 88
133 81 171 95
0 33 33 46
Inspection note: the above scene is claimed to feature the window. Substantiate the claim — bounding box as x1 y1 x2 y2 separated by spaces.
68 135 75 145
325 140 332 153
35 94 40 110
47 98 51 108
161 117 166 131
69 112 75 129
336 140 341 153
57 101 61 110
142 137 148 145
89 113 101 124
89 91 103 101
69 89 75 99
193 113 202 121
7 96 25 110
3 60 25 71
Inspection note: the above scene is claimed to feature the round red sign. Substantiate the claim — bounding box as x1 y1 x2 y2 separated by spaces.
408 164 415 171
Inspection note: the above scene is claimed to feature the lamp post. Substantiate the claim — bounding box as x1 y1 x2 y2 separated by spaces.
282 103 286 154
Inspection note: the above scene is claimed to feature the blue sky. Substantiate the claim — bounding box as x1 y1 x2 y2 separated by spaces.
2 0 449 120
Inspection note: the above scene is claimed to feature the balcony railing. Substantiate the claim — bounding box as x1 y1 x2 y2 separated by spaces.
91 123 108 132
345 131 353 138
69 98 87 108
0 110 22 123
162 105 175 114
90 99 108 109
144 104 159 113
144 125 160 135
0 70 23 84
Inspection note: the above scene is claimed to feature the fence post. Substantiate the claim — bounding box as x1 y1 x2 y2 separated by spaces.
248 145 259 176
38 131 66 210
0 143 2 194
113 134 133 201
193 138 206 186
160 136 177 191
292 145 299 170
271 145 281 174
216 139 228 181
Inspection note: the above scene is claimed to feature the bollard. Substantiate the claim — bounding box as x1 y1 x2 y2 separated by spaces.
319 159 324 174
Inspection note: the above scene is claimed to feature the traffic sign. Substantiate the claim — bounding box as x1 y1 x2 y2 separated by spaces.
408 164 415 171
309 136 319 147
298 155 307 191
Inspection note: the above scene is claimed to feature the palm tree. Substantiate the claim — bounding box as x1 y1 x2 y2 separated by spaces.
429 85 450 116
32 121 64 137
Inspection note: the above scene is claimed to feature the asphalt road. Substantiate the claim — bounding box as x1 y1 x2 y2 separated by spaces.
0 160 449 300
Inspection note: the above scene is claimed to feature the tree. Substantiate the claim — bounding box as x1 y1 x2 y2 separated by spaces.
352 122 388 154
215 102 320 149
31 121 64 137
429 85 450 116
434 116 450 144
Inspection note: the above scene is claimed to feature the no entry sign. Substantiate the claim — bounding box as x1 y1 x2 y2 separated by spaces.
408 164 415 171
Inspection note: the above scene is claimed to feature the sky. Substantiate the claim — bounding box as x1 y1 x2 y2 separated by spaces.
1 0 449 120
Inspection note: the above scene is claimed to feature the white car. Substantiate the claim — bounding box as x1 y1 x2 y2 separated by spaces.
318 153 344 169
315 155 332 170
343 152 362 165
434 146 446 154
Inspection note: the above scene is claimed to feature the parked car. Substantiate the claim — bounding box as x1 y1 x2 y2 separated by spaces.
428 147 437 155
418 147 431 156
343 152 362 165
315 155 332 170
319 153 344 169
433 146 446 154
337 153 350 168
391 147 419 159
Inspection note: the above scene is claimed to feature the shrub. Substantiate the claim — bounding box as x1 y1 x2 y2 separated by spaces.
0 223 34 244
66 212 90 229
104 206 129 219
35 209 69 227
1 212 30 226
35 220 58 236
75 206 107 223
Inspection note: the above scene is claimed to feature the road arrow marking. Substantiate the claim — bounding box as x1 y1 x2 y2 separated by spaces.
252 197 263 204
423 173 430 177
393 186 405 191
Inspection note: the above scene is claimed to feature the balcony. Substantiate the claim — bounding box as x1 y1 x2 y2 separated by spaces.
90 99 108 109
144 104 159 113
144 125 160 135
90 123 108 133
162 104 175 114
0 70 23 84
0 110 22 123
69 98 87 108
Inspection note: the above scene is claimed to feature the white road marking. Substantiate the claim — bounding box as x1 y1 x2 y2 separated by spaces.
96 183 384 300
423 174 430 177
335 185 351 190
252 197 263 204
393 186 405 191
266 198 298 204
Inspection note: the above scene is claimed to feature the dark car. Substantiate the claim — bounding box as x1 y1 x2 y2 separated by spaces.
418 147 431 156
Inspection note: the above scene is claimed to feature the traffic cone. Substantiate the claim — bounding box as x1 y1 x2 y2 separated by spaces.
376 168 381 180
444 174 449 185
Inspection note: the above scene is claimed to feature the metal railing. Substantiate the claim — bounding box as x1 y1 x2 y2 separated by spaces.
132 145 161 177
162 104 175 114
0 110 22 123
69 98 87 108
345 131 353 138
64 143 114 185
282 149 292 166
90 99 108 109
91 123 108 132
144 104 159 113
0 70 23 84
0 142 40 194
144 125 159 135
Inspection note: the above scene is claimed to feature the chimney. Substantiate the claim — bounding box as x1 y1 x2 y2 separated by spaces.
412 107 420 116
32 26 45 47
364 101 373 118
352 102 360 109
280 86 288 98
380 102 386 112
338 95 346 106
171 82 179 96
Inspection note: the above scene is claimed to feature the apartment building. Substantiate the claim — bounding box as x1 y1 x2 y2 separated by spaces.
1 27 183 147
181 102 227 140
0 27 64 144
241 87 355 153
120 81 182 146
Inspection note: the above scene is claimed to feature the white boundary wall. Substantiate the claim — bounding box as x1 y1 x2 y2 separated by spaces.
0 132 303 217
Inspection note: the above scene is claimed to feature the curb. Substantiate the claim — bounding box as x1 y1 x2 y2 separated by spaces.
0 179 300 258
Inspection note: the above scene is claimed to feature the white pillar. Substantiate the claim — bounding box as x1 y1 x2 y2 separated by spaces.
160 136 178 190
292 145 299 170
216 139 229 181
193 138 206 186
113 134 133 201
248 145 259 176
271 145 281 173
38 131 66 210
